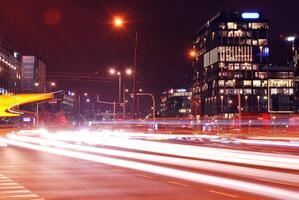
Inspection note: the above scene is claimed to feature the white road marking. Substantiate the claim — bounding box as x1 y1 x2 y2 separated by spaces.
0 174 43 199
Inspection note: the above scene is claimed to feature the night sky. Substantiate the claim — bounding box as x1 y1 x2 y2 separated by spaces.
0 0 298 114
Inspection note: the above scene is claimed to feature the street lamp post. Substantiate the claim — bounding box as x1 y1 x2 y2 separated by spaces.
109 68 132 117
112 16 138 118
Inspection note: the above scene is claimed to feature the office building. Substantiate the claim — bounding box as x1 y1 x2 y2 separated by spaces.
0 37 22 95
21 56 46 93
160 88 192 117
192 11 270 117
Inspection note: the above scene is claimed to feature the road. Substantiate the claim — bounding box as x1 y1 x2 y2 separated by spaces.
0 129 299 200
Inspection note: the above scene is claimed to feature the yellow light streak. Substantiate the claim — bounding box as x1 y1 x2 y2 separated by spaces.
0 93 54 117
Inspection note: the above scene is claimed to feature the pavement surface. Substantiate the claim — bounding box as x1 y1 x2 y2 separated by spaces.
0 129 298 200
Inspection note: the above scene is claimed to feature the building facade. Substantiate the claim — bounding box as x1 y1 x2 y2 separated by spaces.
292 38 299 113
21 56 46 93
0 37 22 95
160 88 192 117
192 11 270 117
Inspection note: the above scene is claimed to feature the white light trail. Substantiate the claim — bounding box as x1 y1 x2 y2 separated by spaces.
37 130 299 170
8 134 299 186
1 137 299 200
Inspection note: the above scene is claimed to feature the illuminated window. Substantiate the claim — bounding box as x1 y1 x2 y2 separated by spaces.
218 80 225 87
228 31 234 37
253 80 261 87
243 80 252 86
271 88 278 95
244 89 252 94
251 23 268 29
252 40 258 45
252 64 258 70
258 39 268 45
227 22 237 29
234 30 244 37
225 80 235 87
218 23 226 29
262 80 268 87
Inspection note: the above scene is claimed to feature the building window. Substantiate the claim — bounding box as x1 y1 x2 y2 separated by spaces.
253 80 261 87
218 80 225 87
234 30 244 37
252 40 258 45
243 80 252 86
258 39 268 45
218 23 226 29
225 80 235 87
251 23 268 29
227 22 237 29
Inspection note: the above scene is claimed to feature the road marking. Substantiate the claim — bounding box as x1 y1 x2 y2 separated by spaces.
4 193 40 198
209 190 238 198
167 181 190 187
0 189 32 194
0 185 25 190
136 174 153 179
0 174 43 199
0 182 19 186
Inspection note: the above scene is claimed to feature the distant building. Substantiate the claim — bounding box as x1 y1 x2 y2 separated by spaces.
0 37 22 94
268 65 294 113
21 56 46 93
192 11 270 117
291 37 299 112
160 88 192 117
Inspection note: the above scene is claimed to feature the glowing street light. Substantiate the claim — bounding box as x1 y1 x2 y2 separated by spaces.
109 68 116 75
86 98 90 103
126 68 132 75
50 82 56 87
84 92 88 96
113 17 124 28
34 82 39 87
189 49 197 58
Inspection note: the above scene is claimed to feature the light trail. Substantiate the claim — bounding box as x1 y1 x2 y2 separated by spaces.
7 134 299 186
1 137 299 200
37 130 299 170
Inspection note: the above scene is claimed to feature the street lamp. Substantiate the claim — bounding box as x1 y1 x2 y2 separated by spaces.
189 49 197 58
111 16 138 118
108 68 132 114
50 82 56 87
113 17 124 28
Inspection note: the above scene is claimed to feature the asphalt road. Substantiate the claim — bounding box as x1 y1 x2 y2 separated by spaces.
0 130 298 200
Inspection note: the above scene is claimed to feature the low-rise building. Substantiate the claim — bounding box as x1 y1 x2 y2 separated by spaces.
160 88 192 118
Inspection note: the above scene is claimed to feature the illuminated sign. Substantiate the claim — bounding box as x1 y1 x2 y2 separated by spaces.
262 47 269 56
241 12 260 19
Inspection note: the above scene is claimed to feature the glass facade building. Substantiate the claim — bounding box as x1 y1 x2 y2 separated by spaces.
0 37 22 95
160 88 192 117
192 11 271 117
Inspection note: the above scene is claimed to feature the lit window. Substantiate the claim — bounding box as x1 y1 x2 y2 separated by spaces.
252 40 258 45
218 80 225 87
251 23 268 29
234 30 244 37
258 39 268 45
244 89 252 94
218 23 226 29
253 80 261 87
243 80 252 86
227 22 237 29
271 88 278 95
